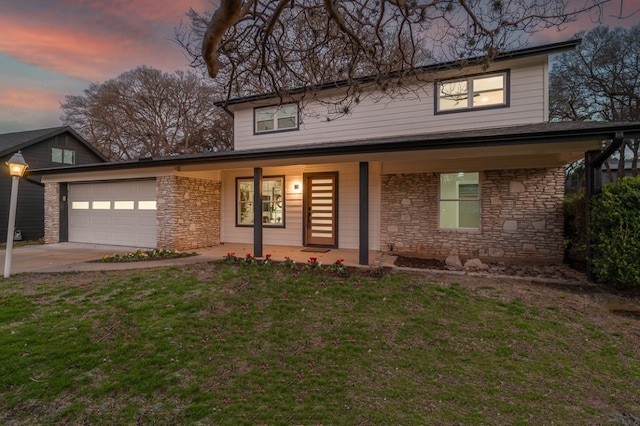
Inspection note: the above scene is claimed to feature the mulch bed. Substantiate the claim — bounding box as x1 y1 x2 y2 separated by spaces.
393 254 588 282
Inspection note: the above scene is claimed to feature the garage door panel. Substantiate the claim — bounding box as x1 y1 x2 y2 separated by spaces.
71 215 91 226
113 215 137 226
68 180 157 248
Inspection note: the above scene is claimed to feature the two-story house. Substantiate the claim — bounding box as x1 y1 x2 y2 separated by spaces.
33 39 640 265
0 126 107 243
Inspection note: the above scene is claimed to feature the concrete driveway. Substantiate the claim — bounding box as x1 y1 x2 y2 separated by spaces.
0 242 391 276
0 243 214 275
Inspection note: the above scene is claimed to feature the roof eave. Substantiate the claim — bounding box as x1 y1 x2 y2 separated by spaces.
214 39 581 107
30 121 640 177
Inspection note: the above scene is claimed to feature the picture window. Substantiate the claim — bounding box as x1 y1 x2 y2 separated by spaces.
237 176 285 227
436 72 508 113
254 104 298 133
439 172 480 229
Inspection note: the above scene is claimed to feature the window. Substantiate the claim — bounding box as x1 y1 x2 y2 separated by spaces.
254 104 298 133
138 201 157 210
114 201 135 210
51 147 76 164
71 201 89 210
439 172 480 229
237 177 284 226
92 201 111 210
436 71 508 113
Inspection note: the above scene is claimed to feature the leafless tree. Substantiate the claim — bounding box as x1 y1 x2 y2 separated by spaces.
550 25 640 185
61 66 233 161
177 0 620 112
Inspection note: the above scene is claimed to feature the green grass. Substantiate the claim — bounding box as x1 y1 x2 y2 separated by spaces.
1 263 639 424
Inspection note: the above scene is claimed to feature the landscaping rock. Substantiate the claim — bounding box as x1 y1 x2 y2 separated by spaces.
464 258 490 271
445 255 463 270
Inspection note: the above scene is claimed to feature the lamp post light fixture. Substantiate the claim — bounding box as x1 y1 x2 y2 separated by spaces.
4 151 28 278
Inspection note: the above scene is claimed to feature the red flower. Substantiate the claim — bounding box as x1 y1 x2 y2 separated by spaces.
266 254 272 259
246 253 252 258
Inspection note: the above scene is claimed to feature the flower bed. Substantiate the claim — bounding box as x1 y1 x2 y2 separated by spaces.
221 253 381 277
101 249 197 263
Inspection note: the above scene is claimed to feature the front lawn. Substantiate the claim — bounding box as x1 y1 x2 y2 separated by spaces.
0 263 638 424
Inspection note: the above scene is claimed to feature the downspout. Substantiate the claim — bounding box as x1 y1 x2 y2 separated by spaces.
220 105 235 150
221 105 234 118
585 131 624 281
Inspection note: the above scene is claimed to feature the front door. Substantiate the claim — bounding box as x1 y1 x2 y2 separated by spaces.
304 173 338 247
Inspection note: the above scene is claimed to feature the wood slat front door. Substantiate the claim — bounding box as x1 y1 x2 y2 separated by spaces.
304 173 337 247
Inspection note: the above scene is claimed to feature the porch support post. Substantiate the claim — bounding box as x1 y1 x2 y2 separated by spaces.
359 161 369 266
584 150 600 282
584 130 624 282
253 167 263 258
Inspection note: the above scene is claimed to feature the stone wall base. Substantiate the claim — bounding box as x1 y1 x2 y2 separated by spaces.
43 182 60 244
157 176 221 250
380 168 565 264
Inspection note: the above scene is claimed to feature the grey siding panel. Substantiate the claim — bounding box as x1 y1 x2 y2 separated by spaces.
0 132 105 243
233 62 547 151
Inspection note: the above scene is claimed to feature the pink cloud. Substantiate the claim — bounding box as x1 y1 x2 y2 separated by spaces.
532 0 639 43
0 87 65 112
0 0 212 81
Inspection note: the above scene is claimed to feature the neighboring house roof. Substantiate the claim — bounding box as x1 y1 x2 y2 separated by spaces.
0 126 108 161
31 121 640 175
215 39 582 107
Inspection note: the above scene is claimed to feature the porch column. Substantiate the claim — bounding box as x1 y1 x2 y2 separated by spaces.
584 131 624 282
359 162 369 265
253 167 263 257
584 150 600 281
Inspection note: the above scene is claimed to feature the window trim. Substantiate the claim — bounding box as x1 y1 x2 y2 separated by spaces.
438 172 481 230
236 175 286 228
434 70 510 114
253 103 299 134
51 147 76 165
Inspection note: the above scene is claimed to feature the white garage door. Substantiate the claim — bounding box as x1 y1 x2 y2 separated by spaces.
68 180 157 247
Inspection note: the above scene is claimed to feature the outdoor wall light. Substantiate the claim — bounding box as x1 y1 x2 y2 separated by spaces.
292 182 301 192
4 151 29 278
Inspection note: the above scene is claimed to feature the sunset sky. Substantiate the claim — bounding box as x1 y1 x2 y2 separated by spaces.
0 0 637 133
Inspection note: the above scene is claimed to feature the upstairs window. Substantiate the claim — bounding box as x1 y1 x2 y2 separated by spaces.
51 147 75 165
436 71 508 113
254 104 298 133
237 176 285 227
439 172 480 229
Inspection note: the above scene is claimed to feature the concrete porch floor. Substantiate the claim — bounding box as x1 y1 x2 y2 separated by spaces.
0 242 395 275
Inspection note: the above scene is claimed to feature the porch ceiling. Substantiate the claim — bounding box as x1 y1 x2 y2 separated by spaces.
173 140 596 173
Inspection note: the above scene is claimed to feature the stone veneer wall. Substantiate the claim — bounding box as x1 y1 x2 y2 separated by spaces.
44 182 60 244
380 168 565 264
157 176 221 250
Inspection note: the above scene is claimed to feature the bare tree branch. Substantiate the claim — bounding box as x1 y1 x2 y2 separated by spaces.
61 66 232 160
178 0 622 112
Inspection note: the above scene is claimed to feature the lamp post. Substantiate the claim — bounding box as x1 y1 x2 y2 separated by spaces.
4 151 28 278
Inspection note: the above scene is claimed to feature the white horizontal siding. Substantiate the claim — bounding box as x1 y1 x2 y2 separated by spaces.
221 163 381 250
233 60 547 151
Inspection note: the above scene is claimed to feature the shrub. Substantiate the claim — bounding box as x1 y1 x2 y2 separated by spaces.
591 176 640 288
